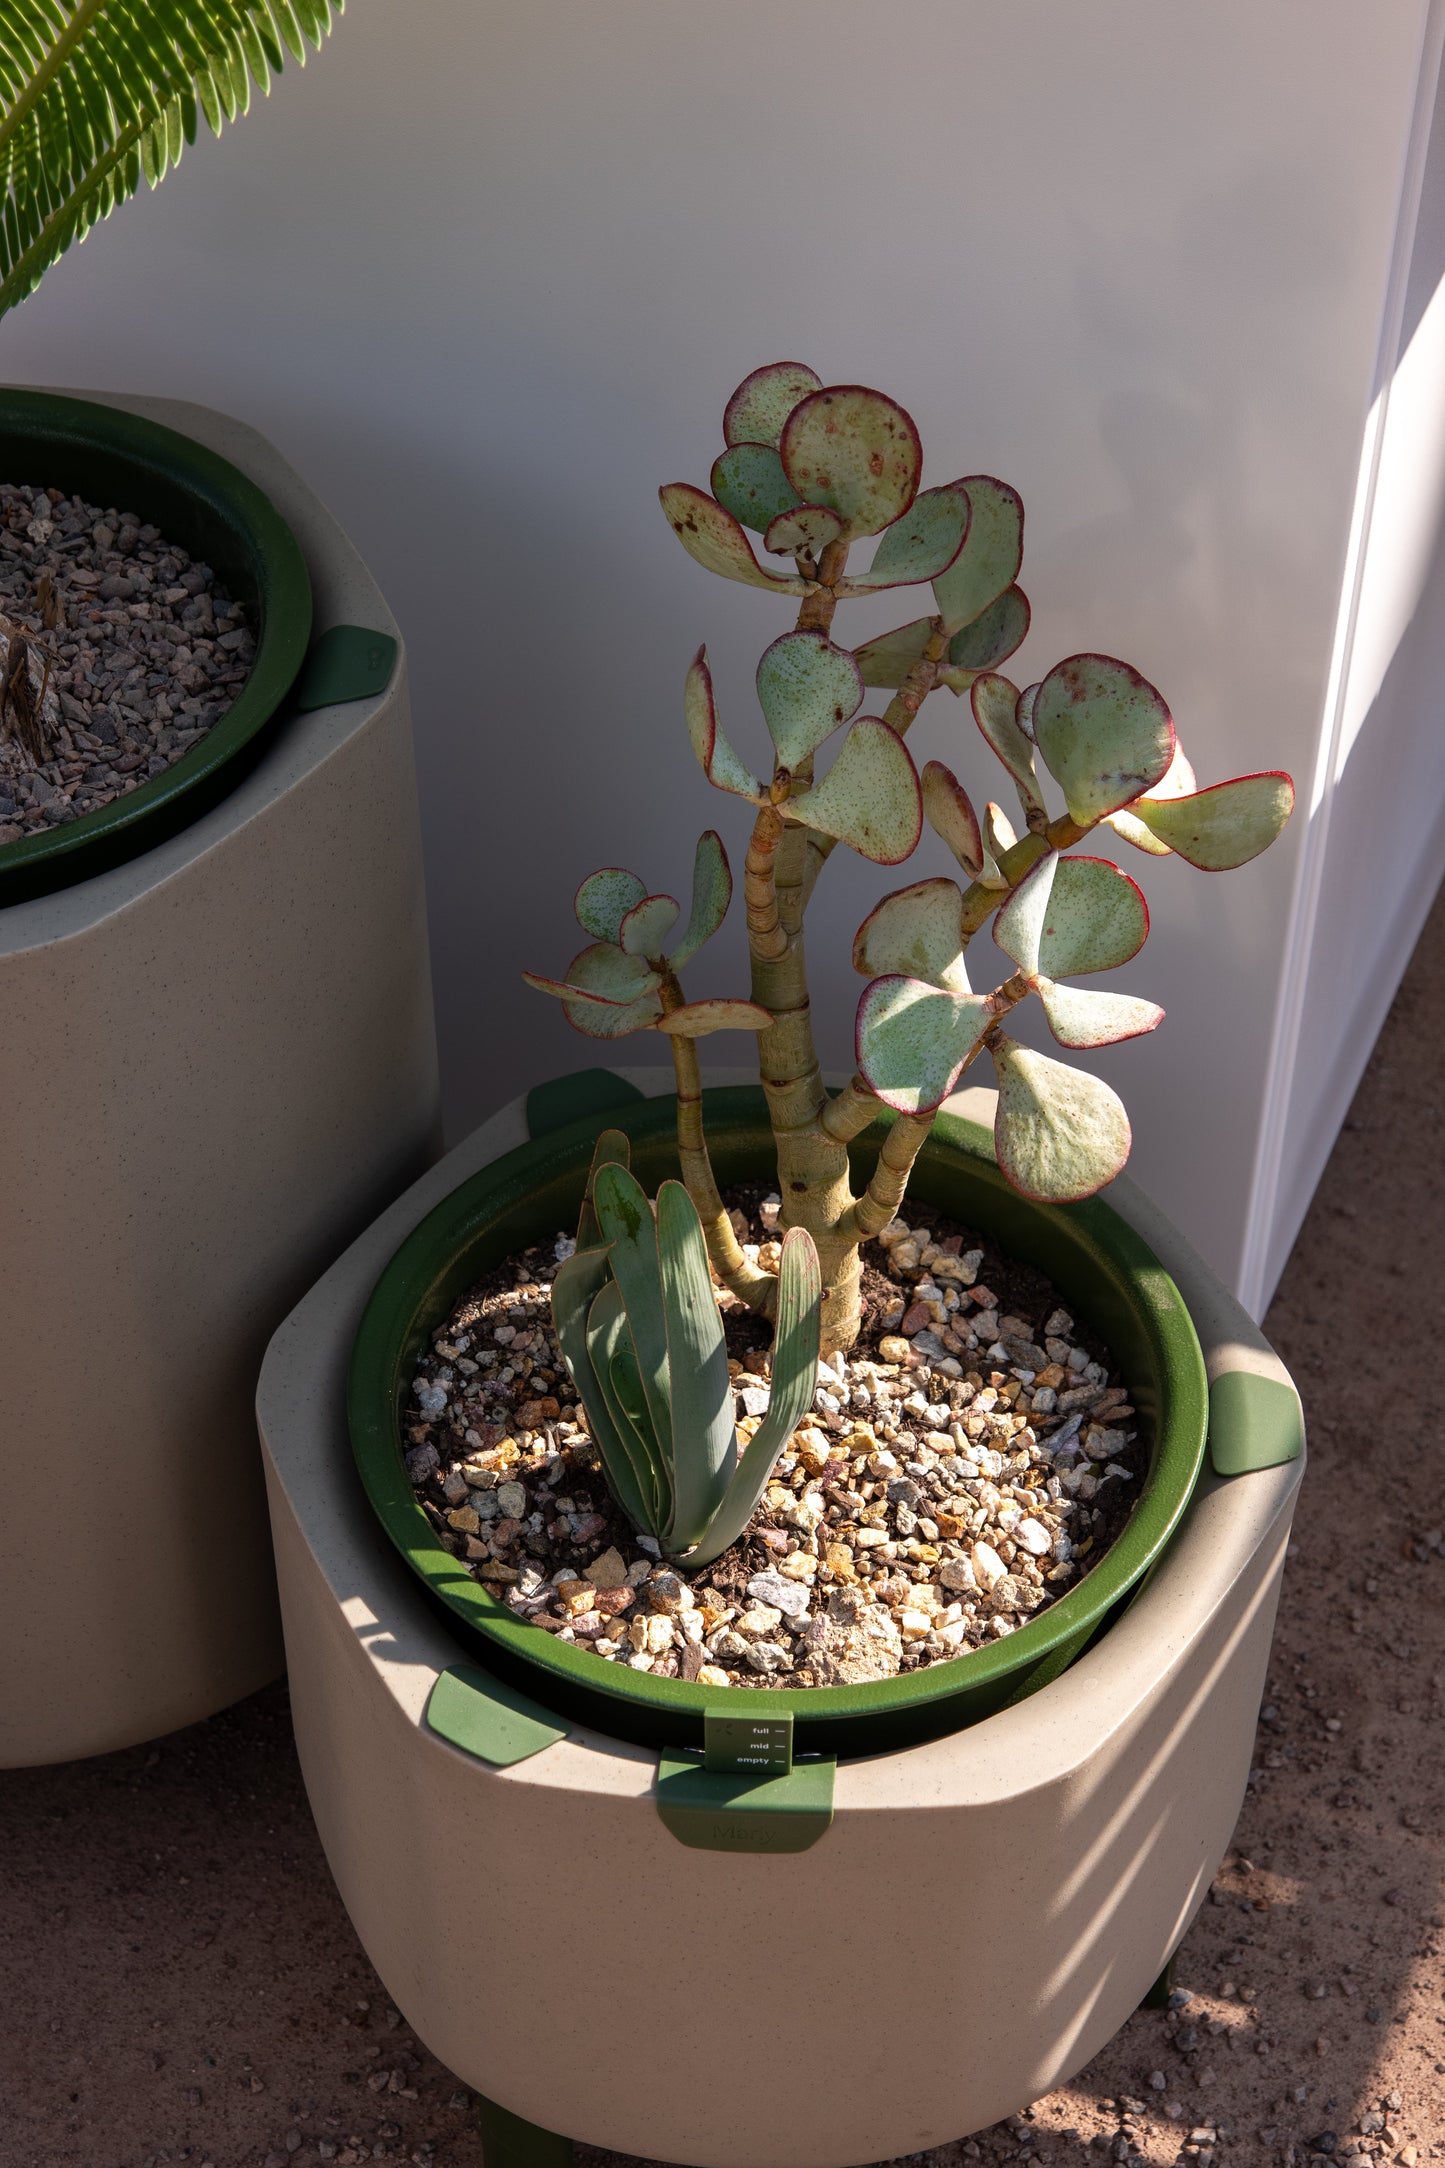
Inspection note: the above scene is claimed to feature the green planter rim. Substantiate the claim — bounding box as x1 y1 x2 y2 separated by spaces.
349 1088 1209 1754
0 388 312 906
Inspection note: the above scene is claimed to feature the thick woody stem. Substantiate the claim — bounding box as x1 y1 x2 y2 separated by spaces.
819 1073 885 1146
846 1111 937 1242
664 990 777 1316
881 618 949 732
744 802 787 962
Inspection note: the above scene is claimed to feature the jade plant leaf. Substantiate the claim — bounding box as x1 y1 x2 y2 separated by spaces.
1105 743 1197 857
944 585 1031 680
1034 977 1164 1049
710 444 803 534
685 647 765 803
921 759 985 880
972 673 1045 816
724 362 823 450
984 800 1019 865
686 1225 822 1563
654 999 773 1036
994 852 1149 979
1016 682 1041 738
853 617 935 690
756 630 863 769
618 892 680 959
779 385 923 540
522 942 664 1039
931 477 1024 636
1032 654 1175 823
655 1180 736 1551
1126 771 1296 869
992 1036 1132 1201
764 504 844 559
851 877 970 993
787 717 923 864
575 866 647 942
659 484 809 594
839 484 970 593
856 974 993 1113
670 829 732 968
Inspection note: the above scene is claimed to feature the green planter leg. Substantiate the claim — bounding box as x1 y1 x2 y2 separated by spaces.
476 2095 574 2166
1138 1949 1178 2011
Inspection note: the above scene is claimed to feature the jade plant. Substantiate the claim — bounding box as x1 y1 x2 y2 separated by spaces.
553 1128 822 1567
527 363 1295 1366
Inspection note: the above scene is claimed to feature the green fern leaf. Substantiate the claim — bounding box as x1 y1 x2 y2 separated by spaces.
0 0 344 324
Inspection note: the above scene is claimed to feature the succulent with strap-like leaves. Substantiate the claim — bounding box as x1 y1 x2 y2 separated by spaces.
528 363 1294 1357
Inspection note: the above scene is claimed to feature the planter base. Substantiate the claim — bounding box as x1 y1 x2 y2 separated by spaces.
258 1067 1303 2167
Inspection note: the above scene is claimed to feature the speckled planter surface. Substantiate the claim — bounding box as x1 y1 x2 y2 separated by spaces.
257 1069 1304 2167
0 391 440 1769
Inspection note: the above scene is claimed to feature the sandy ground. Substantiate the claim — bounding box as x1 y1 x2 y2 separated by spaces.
3 887 1443 2168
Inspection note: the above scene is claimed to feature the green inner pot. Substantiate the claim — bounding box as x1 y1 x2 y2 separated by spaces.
0 389 312 906
350 1088 1208 1758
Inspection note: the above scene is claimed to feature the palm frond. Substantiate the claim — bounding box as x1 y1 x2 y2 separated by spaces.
0 0 343 324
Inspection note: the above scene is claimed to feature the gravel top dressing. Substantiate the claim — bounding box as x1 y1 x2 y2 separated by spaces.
0 479 255 843
403 1189 1145 1689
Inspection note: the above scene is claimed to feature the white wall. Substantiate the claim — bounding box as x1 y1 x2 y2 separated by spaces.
4 0 1440 1304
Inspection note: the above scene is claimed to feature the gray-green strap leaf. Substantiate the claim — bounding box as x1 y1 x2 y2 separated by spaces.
656 1180 735 1552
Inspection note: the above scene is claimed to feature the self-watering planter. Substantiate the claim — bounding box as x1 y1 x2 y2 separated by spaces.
0 389 439 1768
258 1065 1304 2167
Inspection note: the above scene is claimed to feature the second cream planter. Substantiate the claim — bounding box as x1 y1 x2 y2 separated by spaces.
258 1067 1304 2165
0 390 440 1768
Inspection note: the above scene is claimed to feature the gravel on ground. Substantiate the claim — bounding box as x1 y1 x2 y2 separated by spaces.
1 884 1442 2168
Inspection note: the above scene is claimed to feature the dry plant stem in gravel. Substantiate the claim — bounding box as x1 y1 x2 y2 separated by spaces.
526 362 1298 1357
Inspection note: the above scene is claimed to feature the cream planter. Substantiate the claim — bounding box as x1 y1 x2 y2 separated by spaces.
0 392 440 1768
257 1067 1303 2167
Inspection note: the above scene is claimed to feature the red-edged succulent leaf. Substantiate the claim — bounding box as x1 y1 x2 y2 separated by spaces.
1032 654 1175 822
779 385 922 540
1105 741 1197 856
575 866 647 942
710 443 803 534
856 974 993 1114
787 717 922 864
1129 771 1295 869
724 362 823 450
921 759 984 879
523 943 664 1040
670 830 732 969
659 483 809 594
618 892 681 959
972 673 1044 815
853 617 935 690
944 585 1031 681
684 647 765 803
764 503 844 559
756 629 863 769
654 998 773 1037
1016 682 1041 739
992 1036 1131 1201
851 877 970 993
984 801 1019 864
931 476 1024 635
995 852 1149 979
839 484 970 593
1034 977 1164 1049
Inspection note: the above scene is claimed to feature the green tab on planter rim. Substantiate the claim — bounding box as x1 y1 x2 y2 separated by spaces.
425 1663 567 1767
705 1707 793 1775
294 623 398 711
525 1067 647 1140
655 1748 834 1853
1208 1369 1304 1477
